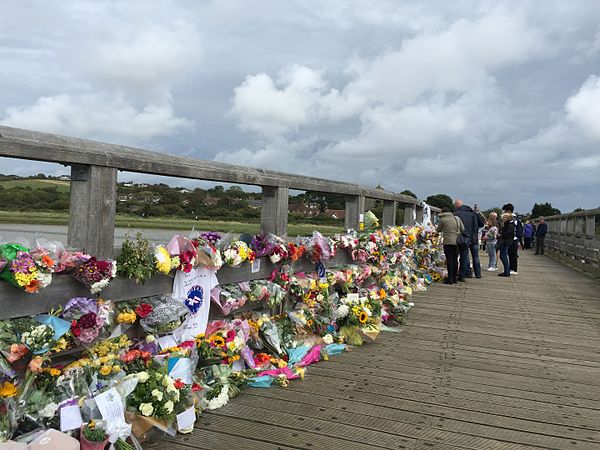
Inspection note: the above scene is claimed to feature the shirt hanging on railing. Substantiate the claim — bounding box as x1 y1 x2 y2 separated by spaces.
172 267 219 342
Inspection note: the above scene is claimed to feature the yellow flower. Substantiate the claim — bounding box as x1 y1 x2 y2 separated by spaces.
318 282 329 290
112 365 121 373
0 382 17 398
48 368 61 377
99 365 112 376
52 337 68 352
116 311 137 324
155 246 173 274
359 311 369 324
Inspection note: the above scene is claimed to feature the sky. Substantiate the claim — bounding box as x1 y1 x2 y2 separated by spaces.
1 0 600 214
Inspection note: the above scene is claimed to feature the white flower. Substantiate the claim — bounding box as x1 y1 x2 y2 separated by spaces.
39 402 58 418
206 385 229 410
151 389 163 401
139 403 154 417
270 254 281 263
163 400 174 414
233 335 244 348
167 383 178 395
336 305 349 318
110 261 117 278
323 334 334 345
145 335 156 343
136 371 149 383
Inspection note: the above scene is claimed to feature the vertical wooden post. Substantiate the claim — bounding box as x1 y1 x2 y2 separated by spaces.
344 195 365 231
260 186 289 237
403 204 415 226
415 204 424 223
67 164 117 259
586 215 596 236
382 200 397 228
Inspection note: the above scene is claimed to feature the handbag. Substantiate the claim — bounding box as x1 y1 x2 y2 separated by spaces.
455 217 470 248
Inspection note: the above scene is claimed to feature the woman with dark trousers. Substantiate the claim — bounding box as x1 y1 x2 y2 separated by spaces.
437 206 465 284
498 213 515 277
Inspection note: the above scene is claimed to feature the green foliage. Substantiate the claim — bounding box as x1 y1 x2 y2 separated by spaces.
482 207 503 218
116 233 156 284
82 423 107 442
531 202 561 219
425 194 454 210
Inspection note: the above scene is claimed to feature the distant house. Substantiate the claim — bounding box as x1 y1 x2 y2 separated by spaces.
179 188 191 194
248 199 262 209
122 182 134 187
59 175 71 181
117 194 133 202
204 196 219 206
289 202 320 217
138 183 149 188
321 209 345 220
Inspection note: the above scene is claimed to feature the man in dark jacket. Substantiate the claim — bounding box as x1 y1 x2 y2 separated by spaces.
535 217 548 255
502 203 523 274
453 199 484 281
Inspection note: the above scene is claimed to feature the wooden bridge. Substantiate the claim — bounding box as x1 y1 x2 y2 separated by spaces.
164 251 600 450
1 126 599 449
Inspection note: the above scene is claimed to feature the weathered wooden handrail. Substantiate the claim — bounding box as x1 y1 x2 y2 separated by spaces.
536 207 599 278
0 125 437 258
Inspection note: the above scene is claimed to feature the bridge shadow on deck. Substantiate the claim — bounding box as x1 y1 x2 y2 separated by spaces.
165 252 600 450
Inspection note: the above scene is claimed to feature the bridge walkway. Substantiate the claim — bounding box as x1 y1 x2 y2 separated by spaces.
165 252 600 450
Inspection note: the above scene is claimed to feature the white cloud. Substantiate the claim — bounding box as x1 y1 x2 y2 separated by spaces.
3 94 191 142
565 75 600 140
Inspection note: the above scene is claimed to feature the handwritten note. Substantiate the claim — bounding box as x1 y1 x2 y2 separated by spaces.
251 258 261 274
346 293 359 302
176 406 196 430
94 388 125 425
60 404 83 432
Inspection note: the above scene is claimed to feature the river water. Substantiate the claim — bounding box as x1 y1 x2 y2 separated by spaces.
0 223 201 247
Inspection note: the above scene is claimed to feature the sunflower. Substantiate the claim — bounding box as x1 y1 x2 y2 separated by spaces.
358 311 368 324
208 335 226 347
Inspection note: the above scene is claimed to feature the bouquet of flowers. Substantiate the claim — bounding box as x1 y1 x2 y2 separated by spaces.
154 245 177 275
21 324 54 353
126 367 191 424
117 233 156 284
210 283 249 316
287 242 306 262
222 241 255 267
0 244 52 293
192 233 223 269
166 235 198 273
62 297 111 346
195 325 246 366
248 280 286 308
251 233 289 264
73 257 117 294
303 232 333 263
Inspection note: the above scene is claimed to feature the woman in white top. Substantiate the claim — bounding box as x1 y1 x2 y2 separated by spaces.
484 212 499 271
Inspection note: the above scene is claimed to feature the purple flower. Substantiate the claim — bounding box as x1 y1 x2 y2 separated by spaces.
61 297 98 320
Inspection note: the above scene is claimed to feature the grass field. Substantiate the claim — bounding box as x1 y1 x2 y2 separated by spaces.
0 210 344 236
0 179 71 193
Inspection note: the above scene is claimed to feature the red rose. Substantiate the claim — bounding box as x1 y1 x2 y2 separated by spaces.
135 303 153 319
192 383 202 392
174 378 185 389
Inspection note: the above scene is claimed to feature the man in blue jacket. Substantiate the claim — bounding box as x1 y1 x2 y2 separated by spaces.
454 199 485 281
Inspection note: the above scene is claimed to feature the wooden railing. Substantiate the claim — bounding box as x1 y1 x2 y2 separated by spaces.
539 208 600 278
0 125 436 260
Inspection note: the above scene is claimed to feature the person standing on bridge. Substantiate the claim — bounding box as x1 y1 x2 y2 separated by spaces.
437 206 464 284
502 203 523 275
484 212 499 271
453 199 484 281
498 212 515 277
535 217 548 255
523 221 534 249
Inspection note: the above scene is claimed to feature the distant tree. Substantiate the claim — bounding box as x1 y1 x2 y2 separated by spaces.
531 202 561 218
400 189 417 199
482 207 503 218
572 207 585 213
35 173 46 179
425 194 454 210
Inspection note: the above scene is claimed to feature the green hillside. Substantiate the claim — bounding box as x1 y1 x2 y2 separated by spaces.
0 179 70 193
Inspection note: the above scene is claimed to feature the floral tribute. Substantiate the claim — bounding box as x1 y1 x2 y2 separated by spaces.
0 222 445 446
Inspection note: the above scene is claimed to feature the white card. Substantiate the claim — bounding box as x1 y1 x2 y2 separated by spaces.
251 258 261 273
347 293 359 302
176 406 196 430
168 358 192 385
60 404 83 432
158 334 178 350
94 388 125 425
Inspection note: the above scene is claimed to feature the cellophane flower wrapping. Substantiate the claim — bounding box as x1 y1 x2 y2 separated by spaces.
0 244 52 293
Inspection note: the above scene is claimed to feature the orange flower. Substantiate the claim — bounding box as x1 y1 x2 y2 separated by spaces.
7 344 28 363
41 255 55 268
379 288 387 299
28 356 44 373
24 280 40 293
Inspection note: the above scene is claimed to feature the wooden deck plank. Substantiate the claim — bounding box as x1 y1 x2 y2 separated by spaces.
162 252 600 450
